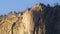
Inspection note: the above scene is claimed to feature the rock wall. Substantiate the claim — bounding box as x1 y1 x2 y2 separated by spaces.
0 3 60 34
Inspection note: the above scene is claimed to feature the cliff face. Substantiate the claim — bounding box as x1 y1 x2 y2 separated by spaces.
0 3 60 34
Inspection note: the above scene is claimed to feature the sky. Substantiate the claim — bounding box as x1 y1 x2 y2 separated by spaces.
0 0 60 15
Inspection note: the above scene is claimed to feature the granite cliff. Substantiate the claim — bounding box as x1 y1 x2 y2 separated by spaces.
0 3 60 34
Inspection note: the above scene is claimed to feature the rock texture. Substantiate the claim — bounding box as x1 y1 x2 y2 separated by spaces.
0 3 60 34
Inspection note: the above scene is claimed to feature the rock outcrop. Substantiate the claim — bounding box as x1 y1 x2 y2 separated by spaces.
0 3 60 34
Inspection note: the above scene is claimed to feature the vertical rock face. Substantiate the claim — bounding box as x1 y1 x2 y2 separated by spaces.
0 3 60 34
22 10 34 34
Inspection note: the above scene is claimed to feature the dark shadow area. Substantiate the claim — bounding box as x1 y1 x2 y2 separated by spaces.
11 23 16 34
